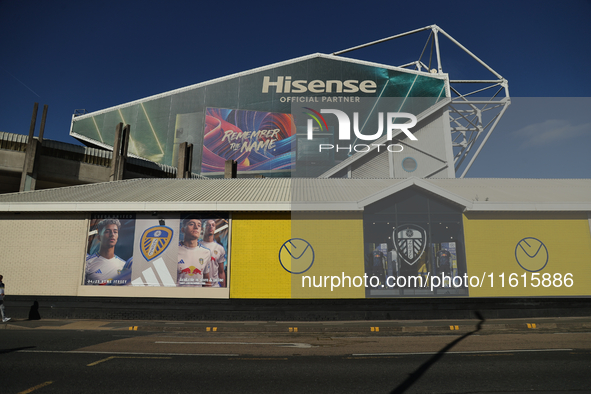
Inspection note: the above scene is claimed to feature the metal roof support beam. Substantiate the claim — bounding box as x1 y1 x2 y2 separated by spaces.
327 25 510 179
418 30 434 71
436 27 504 80
460 101 510 177
450 80 505 84
332 25 434 56
433 27 443 74
451 83 502 98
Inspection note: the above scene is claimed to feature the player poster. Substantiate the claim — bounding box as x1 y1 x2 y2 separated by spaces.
83 213 230 289
84 214 136 286
177 214 229 288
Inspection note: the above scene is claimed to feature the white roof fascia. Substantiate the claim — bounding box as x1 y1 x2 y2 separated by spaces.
291 202 362 211
319 96 452 178
357 177 473 210
141 202 218 211
3 202 588 213
68 132 168 165
467 202 591 212
73 53 446 123
328 54 448 80
68 132 116 152
215 202 292 211
73 53 321 121
0 202 293 212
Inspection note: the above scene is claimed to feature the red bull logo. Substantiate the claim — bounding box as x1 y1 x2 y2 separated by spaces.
180 266 202 276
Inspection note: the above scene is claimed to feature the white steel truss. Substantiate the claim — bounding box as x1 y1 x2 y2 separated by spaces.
333 25 510 178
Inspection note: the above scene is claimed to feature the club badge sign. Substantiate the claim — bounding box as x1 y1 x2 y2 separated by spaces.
279 238 315 274
140 225 173 261
393 224 427 265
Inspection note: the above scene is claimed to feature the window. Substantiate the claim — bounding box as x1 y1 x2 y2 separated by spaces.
363 187 467 297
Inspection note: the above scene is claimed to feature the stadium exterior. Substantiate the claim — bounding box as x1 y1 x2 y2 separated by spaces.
0 26 589 320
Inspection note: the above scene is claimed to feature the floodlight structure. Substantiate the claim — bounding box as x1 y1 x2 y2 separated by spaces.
333 25 510 178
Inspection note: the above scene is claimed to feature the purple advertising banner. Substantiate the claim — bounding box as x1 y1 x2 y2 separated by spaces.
202 108 295 173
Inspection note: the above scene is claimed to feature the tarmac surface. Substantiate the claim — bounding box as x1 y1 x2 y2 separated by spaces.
3 315 591 335
3 315 591 393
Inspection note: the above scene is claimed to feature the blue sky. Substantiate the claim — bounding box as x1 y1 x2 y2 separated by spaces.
1 0 590 178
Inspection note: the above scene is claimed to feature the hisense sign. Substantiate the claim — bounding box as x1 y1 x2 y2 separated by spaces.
262 76 378 94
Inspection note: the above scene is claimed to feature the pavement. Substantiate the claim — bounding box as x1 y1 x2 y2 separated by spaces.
2 315 591 335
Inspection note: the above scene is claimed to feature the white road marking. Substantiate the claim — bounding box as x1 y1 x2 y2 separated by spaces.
155 341 315 348
18 350 238 356
353 348 573 356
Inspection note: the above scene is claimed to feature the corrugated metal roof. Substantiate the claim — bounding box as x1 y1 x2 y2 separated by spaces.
0 177 589 212
428 178 591 203
0 178 292 203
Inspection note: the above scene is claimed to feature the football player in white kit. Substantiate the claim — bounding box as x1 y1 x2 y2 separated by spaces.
178 217 212 287
85 219 127 285
201 219 227 287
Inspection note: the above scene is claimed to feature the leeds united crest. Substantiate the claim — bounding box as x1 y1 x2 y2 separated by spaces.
393 224 427 265
141 225 173 261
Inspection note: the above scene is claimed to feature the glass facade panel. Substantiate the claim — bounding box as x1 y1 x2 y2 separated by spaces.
71 56 446 177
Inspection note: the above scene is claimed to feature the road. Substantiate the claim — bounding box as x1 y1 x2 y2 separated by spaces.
1 318 591 393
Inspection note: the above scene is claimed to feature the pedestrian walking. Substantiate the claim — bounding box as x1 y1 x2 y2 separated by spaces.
0 275 10 323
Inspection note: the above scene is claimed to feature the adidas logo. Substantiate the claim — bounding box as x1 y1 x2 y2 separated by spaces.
95 269 102 274
132 257 175 287
178 259 185 265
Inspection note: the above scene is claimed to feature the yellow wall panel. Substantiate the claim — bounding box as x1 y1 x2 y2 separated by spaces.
290 213 365 299
230 212 292 298
464 213 591 297
230 212 366 299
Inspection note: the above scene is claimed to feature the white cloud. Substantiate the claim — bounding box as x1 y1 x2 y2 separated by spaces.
513 119 591 147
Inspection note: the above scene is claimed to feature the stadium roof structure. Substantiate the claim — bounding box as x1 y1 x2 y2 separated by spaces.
69 25 509 180
329 24 511 178
0 177 589 213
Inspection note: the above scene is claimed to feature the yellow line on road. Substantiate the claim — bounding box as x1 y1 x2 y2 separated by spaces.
18 381 53 393
87 356 171 367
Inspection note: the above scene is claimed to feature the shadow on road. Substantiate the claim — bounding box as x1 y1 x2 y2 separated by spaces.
0 345 36 354
390 311 485 394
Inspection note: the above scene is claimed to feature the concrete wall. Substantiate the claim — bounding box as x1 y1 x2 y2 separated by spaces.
0 212 88 296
